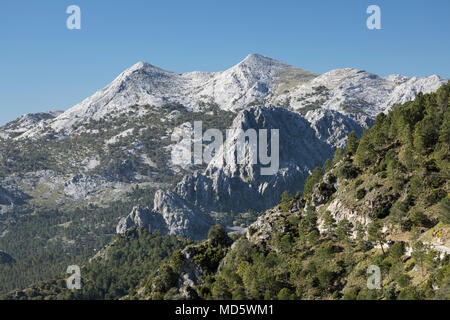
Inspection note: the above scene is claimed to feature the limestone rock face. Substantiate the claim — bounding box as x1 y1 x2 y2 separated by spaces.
134 105 373 239
116 193 213 240
116 205 167 235
152 190 213 240
161 105 335 214
177 246 204 299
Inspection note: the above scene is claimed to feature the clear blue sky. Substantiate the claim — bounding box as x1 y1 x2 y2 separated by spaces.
1 0 449 125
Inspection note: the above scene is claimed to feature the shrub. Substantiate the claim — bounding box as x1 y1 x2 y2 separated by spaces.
208 224 231 247
339 162 360 180
153 265 178 293
373 206 390 219
356 188 366 200
409 210 429 228
426 189 446 206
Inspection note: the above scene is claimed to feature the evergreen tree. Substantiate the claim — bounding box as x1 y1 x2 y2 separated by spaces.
322 159 332 172
336 219 353 244
280 191 291 213
322 211 336 237
355 135 376 167
208 224 231 247
332 147 344 165
414 117 439 155
404 146 415 171
345 131 359 156
368 220 386 254
412 241 426 276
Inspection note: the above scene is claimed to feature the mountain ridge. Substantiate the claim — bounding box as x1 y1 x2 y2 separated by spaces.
4 54 446 140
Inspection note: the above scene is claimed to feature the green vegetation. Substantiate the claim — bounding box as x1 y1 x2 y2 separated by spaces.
2 230 188 300
0 201 133 295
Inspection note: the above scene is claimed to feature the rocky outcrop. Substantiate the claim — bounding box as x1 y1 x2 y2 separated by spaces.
116 193 213 240
152 190 213 240
176 246 204 299
319 198 372 234
116 205 167 235
129 105 379 240
159 105 335 215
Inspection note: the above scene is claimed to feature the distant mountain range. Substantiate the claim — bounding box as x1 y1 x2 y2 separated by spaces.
2 53 446 140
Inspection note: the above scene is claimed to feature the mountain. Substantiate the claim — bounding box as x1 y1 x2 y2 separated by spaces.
7 82 449 300
127 105 338 238
115 105 336 237
0 111 62 140
0 54 447 295
18 54 315 138
269 68 445 118
127 82 450 300
10 54 445 140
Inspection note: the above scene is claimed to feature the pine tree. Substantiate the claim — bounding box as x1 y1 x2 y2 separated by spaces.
355 135 376 167
336 219 354 244
345 131 359 156
322 211 336 237
303 167 323 197
368 220 386 254
404 146 415 171
412 241 426 276
355 221 367 251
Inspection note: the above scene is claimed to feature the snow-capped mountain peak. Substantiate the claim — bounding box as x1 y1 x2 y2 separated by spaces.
12 54 447 139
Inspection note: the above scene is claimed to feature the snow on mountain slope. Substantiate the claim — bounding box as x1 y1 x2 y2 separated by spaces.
15 54 447 138
15 54 446 140
194 54 314 111
381 75 446 112
18 54 312 138
269 68 447 118
0 111 62 139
